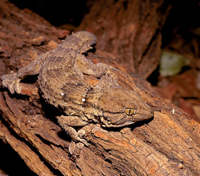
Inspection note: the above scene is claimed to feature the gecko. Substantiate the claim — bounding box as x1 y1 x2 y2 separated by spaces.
1 31 153 154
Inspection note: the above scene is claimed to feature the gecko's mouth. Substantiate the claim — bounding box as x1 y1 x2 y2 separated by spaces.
99 109 154 128
100 115 135 128
101 120 135 128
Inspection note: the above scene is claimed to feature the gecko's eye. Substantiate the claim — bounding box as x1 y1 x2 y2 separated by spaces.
125 108 136 116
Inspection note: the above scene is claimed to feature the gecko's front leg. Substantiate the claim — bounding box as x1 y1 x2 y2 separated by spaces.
1 54 47 94
1 73 21 94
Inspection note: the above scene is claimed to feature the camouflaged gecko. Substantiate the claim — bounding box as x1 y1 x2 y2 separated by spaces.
1 31 153 154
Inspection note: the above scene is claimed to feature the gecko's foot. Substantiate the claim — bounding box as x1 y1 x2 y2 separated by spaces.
1 73 21 94
76 142 85 150
69 141 85 155
57 115 89 154
77 129 89 146
69 140 88 155
68 129 89 154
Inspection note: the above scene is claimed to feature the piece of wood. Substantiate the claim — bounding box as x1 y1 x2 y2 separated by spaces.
78 0 171 78
0 0 200 176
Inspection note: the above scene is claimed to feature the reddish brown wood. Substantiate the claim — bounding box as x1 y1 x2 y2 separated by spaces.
78 0 171 78
0 0 200 176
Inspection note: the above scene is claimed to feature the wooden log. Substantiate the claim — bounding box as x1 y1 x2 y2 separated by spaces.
0 0 200 175
78 0 171 78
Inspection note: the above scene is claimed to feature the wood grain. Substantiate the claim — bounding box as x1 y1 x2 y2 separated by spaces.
0 0 200 175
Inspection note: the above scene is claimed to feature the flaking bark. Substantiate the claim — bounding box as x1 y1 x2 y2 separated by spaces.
0 0 200 176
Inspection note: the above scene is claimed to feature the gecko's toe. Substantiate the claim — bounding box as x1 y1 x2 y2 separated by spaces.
76 142 84 149
69 141 76 155
77 129 86 138
2 73 21 94
69 139 88 155
14 79 21 94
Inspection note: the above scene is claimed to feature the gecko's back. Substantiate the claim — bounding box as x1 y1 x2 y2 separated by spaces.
38 31 97 109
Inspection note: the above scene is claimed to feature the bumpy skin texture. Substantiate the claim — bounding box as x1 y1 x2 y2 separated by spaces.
1 31 153 154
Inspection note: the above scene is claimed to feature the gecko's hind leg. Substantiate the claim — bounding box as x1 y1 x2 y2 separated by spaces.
57 115 89 154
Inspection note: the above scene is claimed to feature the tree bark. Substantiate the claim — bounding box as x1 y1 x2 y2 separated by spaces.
78 0 171 78
0 0 200 176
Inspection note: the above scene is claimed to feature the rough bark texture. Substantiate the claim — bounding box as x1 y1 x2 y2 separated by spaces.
0 0 200 176
78 0 171 78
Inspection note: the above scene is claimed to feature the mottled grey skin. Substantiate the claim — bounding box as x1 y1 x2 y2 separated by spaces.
1 31 153 154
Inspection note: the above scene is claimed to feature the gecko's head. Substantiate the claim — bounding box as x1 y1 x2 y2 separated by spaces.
96 88 153 128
